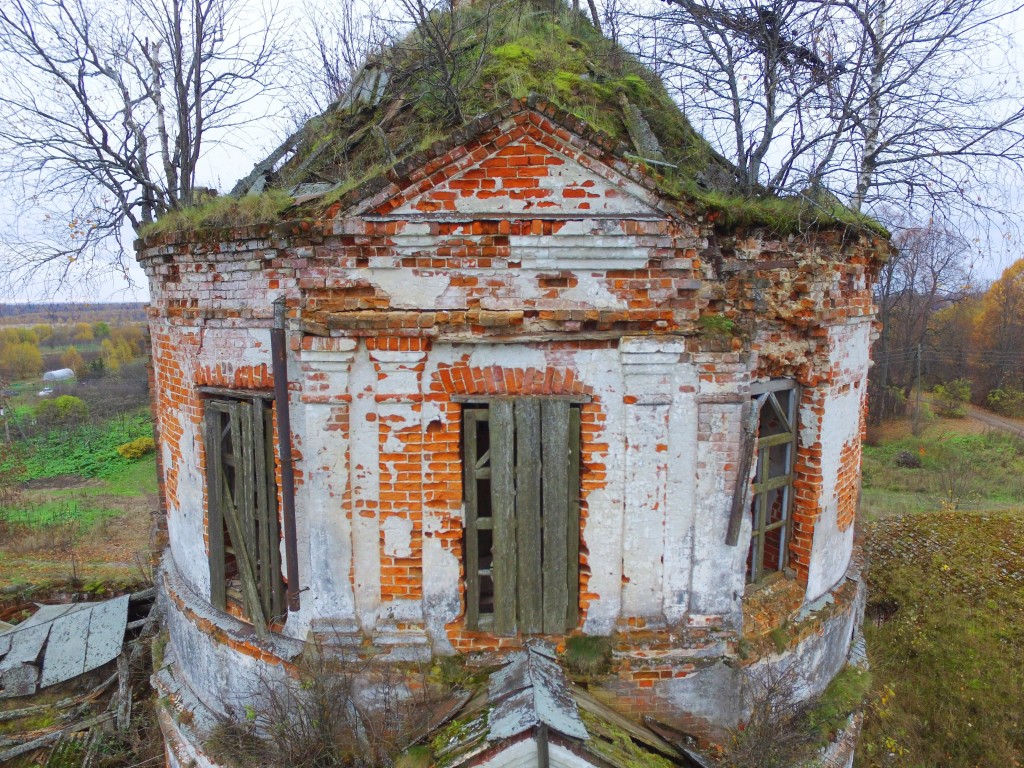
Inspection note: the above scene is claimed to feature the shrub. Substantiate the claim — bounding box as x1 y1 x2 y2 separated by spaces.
987 386 1024 418
35 395 89 428
206 639 443 768
723 667 817 768
931 378 971 418
117 436 156 460
562 635 613 678
699 313 736 337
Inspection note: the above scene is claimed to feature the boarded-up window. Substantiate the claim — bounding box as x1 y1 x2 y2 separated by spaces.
746 384 798 583
204 396 285 632
462 399 580 635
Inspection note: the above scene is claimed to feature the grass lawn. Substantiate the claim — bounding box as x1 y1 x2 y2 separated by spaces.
861 416 1024 520
0 411 158 590
857 417 1024 767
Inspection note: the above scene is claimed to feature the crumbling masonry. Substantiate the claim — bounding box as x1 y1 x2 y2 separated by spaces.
140 98 887 767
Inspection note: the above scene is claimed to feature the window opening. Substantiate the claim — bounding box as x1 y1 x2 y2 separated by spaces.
204 396 285 633
462 399 580 635
746 384 798 583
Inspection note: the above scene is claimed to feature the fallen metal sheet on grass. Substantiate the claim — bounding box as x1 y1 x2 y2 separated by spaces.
0 594 130 696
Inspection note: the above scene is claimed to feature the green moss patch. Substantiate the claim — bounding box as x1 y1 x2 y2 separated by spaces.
139 189 293 237
806 665 871 744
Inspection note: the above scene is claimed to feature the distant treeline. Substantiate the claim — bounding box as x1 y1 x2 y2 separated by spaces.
0 321 147 381
0 303 147 326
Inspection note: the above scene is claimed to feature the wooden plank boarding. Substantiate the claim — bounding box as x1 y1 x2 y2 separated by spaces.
250 399 273 621
237 402 257 586
218 473 268 636
541 400 570 633
204 405 227 610
726 400 759 546
265 407 284 620
515 399 543 634
489 399 517 635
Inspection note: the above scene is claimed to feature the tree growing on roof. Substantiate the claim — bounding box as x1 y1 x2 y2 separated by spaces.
612 0 1024 222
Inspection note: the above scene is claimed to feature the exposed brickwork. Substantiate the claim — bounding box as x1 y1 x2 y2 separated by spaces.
418 357 603 652
836 438 861 532
138 99 885 745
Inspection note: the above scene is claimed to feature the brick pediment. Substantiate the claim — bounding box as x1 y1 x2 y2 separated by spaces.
384 135 665 219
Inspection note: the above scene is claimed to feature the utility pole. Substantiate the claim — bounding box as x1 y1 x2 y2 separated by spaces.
913 344 922 436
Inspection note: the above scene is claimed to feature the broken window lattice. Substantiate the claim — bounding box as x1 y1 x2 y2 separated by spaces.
746 384 798 583
462 399 581 635
204 396 285 634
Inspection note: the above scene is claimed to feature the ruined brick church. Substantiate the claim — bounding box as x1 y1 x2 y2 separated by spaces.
139 5 887 766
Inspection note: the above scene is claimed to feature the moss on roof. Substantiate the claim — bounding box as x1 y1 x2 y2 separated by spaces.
141 0 887 239
271 0 721 194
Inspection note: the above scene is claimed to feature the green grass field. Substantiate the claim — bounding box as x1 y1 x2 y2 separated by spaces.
1 408 153 480
857 418 1024 767
861 421 1024 519
0 410 157 589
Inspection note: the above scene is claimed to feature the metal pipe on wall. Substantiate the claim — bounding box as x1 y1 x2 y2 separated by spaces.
271 296 301 612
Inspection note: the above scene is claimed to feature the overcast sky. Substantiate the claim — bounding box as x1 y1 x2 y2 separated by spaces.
2 0 1023 305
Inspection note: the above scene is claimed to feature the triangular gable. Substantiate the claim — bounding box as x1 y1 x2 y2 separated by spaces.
383 135 665 219
345 108 680 270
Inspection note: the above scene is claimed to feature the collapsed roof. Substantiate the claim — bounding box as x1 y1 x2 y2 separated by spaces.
231 0 733 202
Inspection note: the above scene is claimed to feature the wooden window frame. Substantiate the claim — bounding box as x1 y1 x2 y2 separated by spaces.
461 398 581 636
203 395 285 634
746 382 799 584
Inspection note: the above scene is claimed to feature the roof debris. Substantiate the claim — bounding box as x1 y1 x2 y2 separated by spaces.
0 595 129 696
488 643 588 741
0 588 157 764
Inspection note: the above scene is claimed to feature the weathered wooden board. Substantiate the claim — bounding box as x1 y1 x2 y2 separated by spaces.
490 399 517 636
541 400 570 634
463 408 482 630
205 406 227 609
515 399 543 634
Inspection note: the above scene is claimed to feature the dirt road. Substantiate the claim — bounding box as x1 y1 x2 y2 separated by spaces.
963 403 1024 437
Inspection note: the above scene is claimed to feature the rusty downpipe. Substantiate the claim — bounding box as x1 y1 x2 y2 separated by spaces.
272 296 300 612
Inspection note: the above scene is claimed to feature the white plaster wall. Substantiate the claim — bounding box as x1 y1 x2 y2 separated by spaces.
292 398 359 635
157 325 209 601
805 319 872 602
688 386 749 623
663 368 700 623
349 345 382 633
472 736 601 768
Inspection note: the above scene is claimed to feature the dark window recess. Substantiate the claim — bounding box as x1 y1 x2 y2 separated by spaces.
204 397 285 634
746 386 798 583
462 399 581 635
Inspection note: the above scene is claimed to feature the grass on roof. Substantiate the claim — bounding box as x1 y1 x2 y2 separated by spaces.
143 0 884 238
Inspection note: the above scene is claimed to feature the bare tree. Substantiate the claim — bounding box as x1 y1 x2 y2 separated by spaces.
288 0 394 124
0 0 280 293
611 0 1024 220
387 0 500 127
869 221 973 422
